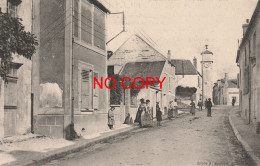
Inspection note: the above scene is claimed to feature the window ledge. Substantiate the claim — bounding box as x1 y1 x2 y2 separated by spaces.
74 39 106 56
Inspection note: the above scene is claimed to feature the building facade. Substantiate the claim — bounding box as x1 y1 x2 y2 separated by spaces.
108 34 176 122
236 0 260 133
0 0 34 138
32 0 110 139
171 58 202 105
213 74 239 106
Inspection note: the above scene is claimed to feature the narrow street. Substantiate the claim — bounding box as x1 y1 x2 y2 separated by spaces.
43 106 254 166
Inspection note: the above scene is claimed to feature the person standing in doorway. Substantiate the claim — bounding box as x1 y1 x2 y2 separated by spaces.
207 98 213 117
108 106 115 129
232 98 236 106
156 102 162 126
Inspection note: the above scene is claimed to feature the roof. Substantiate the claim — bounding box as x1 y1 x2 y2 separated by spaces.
201 50 213 55
171 59 199 75
228 79 238 88
108 34 168 66
93 0 111 13
119 61 165 80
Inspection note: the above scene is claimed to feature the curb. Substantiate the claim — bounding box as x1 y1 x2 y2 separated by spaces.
228 109 260 166
9 113 189 166
13 126 139 166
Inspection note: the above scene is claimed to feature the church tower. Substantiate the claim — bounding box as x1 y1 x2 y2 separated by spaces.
201 45 214 102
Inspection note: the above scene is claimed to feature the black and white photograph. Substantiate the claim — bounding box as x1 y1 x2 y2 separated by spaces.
0 0 259 165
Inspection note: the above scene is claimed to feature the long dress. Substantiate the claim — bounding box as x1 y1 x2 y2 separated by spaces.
190 102 196 115
168 103 174 119
135 104 146 126
141 106 153 127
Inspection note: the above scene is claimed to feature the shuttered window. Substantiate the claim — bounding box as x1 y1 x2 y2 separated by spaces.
94 7 105 50
73 0 79 37
81 0 92 44
73 0 106 50
81 70 93 111
93 72 99 109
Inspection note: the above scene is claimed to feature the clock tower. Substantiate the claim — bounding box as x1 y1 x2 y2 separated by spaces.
201 45 214 103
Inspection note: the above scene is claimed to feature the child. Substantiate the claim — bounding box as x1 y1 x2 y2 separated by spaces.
156 102 162 126
108 106 115 129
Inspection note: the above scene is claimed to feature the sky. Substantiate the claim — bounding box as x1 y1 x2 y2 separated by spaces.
106 0 258 82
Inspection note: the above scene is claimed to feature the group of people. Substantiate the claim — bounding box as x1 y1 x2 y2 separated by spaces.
135 99 163 127
168 100 178 120
190 98 213 117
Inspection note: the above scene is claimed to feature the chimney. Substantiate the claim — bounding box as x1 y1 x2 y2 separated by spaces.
242 19 250 36
193 57 197 69
167 50 171 62
224 73 228 82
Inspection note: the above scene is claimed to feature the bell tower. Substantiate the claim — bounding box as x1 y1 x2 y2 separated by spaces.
201 45 214 102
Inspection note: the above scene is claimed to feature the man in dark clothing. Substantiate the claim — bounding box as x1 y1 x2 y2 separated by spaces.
207 98 213 117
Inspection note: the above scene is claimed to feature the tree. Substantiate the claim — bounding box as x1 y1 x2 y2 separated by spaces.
176 85 197 98
0 10 38 81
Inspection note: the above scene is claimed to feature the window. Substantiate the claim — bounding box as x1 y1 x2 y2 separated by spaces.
73 0 79 38
243 66 249 95
253 33 256 56
93 72 99 110
245 47 247 67
81 0 92 44
80 69 93 111
94 7 105 50
7 1 17 17
4 63 22 109
73 0 106 50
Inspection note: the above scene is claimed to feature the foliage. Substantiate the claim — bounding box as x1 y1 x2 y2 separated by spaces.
0 11 38 81
176 85 197 98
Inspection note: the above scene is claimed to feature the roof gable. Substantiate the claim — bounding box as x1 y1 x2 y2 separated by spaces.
108 35 166 66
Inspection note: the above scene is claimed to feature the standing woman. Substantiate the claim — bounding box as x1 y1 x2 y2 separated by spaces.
135 98 146 127
168 101 174 120
156 102 162 126
108 106 115 129
190 100 196 116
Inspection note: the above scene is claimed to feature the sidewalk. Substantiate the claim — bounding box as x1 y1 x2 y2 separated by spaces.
229 107 260 165
0 111 188 166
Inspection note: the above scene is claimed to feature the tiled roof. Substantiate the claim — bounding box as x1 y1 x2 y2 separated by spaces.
171 59 198 75
119 61 165 80
228 79 238 88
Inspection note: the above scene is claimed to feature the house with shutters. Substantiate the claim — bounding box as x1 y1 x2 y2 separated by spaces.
236 0 260 133
31 0 111 139
107 34 176 122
